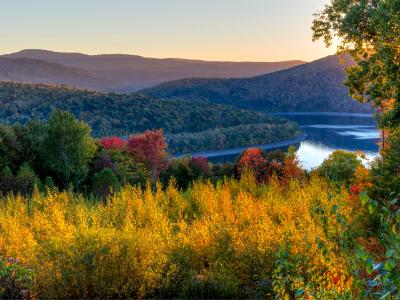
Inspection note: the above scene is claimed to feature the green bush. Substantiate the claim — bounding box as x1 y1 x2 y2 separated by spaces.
369 126 400 203
109 150 149 188
15 163 41 196
92 168 120 202
0 167 14 195
317 150 362 186
0 258 35 299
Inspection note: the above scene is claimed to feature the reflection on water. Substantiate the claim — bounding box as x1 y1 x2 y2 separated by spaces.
336 130 379 140
297 140 378 170
205 113 380 170
296 141 334 170
306 125 375 129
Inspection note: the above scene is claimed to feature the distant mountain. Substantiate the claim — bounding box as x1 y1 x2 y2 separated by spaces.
1 49 305 92
0 57 116 91
142 55 374 113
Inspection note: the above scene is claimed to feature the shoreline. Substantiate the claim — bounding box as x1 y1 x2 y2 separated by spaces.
174 134 307 159
269 112 374 118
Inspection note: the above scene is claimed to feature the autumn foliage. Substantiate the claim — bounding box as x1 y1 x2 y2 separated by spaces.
282 147 304 184
128 129 168 182
237 147 303 184
0 175 362 298
237 148 270 183
189 156 211 177
0 111 395 299
100 136 126 150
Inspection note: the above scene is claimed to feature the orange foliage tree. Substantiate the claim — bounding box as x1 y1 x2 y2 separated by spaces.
282 146 304 184
238 147 304 185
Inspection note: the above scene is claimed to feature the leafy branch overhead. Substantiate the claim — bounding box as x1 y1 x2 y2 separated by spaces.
312 0 400 128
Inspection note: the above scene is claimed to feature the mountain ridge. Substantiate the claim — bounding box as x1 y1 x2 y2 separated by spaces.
1 49 305 92
5 49 306 65
0 57 117 91
142 54 374 113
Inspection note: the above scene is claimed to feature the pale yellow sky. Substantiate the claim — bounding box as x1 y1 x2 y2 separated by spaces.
0 0 336 62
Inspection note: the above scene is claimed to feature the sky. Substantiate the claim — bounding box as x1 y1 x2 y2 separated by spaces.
0 0 336 62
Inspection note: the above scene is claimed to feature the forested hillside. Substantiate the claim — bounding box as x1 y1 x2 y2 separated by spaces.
142 55 374 113
0 81 300 153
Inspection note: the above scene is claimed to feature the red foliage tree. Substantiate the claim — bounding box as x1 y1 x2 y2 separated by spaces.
127 129 168 182
100 137 126 150
189 156 211 177
237 148 270 183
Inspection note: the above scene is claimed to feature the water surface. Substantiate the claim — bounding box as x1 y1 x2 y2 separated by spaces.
191 113 380 170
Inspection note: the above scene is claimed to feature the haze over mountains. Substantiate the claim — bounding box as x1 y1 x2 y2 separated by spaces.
143 54 373 113
0 49 305 92
0 57 115 91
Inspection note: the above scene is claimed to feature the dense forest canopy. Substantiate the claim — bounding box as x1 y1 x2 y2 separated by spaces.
167 122 300 154
0 81 289 134
0 81 300 154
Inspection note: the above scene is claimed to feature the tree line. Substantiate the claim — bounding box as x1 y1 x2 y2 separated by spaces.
0 110 302 200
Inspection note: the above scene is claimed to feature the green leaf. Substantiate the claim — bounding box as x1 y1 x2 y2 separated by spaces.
366 263 373 275
295 289 305 296
396 211 400 224
369 200 378 213
360 192 370 205
356 247 369 261
383 260 396 272
386 249 395 258
392 224 397 235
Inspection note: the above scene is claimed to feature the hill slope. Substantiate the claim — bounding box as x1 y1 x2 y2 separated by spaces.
2 49 305 92
0 82 300 153
0 57 117 91
142 55 373 113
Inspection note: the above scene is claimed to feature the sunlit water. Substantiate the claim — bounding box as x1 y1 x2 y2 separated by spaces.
188 113 380 170
296 140 378 170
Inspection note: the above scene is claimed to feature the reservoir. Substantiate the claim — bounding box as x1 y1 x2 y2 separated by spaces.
187 113 380 170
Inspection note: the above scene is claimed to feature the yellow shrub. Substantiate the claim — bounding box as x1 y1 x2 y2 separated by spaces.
0 175 359 298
